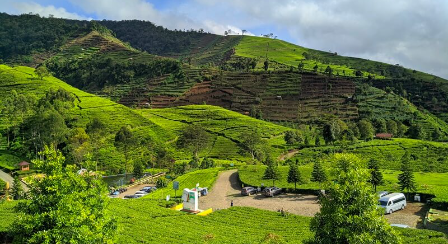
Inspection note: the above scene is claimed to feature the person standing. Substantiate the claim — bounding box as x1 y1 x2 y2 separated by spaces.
230 200 234 207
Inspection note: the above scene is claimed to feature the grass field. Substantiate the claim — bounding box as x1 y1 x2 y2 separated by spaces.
293 138 448 173
1 199 446 243
0 151 23 170
141 105 291 160
238 163 448 203
146 168 221 199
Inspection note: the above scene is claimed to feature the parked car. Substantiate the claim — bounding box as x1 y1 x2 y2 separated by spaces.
123 195 139 199
379 193 406 214
141 186 155 193
378 191 389 198
390 224 410 228
241 187 258 196
110 191 120 196
263 187 282 197
134 191 148 197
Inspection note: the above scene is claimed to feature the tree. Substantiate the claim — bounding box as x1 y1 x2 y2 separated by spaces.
432 128 442 141
367 159 384 192
284 130 303 145
374 119 387 133
177 125 209 158
114 126 135 173
310 154 400 243
10 145 116 243
200 157 215 169
313 64 318 73
396 121 407 137
322 123 336 145
314 136 321 147
263 159 281 186
133 160 144 179
355 70 363 77
325 66 332 76
264 59 269 71
298 62 304 73
386 120 398 136
35 65 50 80
311 161 327 184
398 152 417 196
287 163 303 190
358 119 374 141
240 130 262 159
10 176 25 200
408 124 426 140
68 128 91 167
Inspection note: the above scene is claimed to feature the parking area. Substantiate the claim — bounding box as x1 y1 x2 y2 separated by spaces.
114 183 155 199
199 170 427 227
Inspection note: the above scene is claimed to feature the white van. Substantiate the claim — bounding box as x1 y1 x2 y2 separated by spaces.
379 193 406 214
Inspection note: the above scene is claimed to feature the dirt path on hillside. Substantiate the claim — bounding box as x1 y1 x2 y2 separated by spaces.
199 170 320 217
278 149 299 161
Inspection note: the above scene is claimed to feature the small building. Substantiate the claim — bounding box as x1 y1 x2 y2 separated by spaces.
375 133 393 140
18 161 30 171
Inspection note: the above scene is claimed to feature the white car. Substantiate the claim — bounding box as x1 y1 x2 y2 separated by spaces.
134 191 148 197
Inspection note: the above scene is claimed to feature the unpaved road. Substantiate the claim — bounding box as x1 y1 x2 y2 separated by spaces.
0 169 28 191
114 183 155 199
200 170 426 227
199 170 320 217
278 149 299 161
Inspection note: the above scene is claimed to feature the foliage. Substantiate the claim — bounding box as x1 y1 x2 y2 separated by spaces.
263 159 281 186
156 177 168 188
34 65 49 80
133 160 144 179
311 161 327 184
310 154 400 244
358 119 375 141
284 130 303 145
398 152 417 194
10 176 25 200
287 163 303 190
367 158 384 192
10 145 116 243
200 157 215 169
177 125 209 157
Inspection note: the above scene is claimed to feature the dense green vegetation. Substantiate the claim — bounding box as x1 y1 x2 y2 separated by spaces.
1 199 446 243
0 151 22 170
141 105 290 161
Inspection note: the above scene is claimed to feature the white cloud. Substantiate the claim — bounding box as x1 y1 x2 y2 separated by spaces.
3 1 90 20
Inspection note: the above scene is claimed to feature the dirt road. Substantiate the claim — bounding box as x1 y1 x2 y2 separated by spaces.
0 169 28 191
200 170 426 226
199 170 320 217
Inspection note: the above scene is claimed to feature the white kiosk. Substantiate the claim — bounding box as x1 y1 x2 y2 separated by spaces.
181 188 199 212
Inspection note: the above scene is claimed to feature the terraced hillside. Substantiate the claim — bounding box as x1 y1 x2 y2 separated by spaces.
140 105 290 160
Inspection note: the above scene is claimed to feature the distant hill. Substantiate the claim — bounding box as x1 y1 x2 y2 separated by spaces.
0 13 447 140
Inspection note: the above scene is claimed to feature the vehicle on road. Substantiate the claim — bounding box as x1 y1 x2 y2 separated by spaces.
378 191 389 198
241 187 258 196
134 191 148 197
390 224 410 228
141 186 156 193
379 193 406 214
263 187 282 197
123 195 139 199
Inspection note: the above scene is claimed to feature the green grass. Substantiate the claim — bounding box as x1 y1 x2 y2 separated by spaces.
141 105 291 160
146 168 220 199
293 138 448 173
239 164 448 203
0 201 17 232
0 151 23 170
1 199 445 243
236 36 380 78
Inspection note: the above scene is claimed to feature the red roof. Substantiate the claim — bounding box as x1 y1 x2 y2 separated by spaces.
18 161 30 166
375 133 393 139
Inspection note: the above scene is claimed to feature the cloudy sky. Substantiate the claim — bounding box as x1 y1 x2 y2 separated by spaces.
2 0 447 78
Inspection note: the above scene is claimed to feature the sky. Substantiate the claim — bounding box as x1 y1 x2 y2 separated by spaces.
1 0 447 79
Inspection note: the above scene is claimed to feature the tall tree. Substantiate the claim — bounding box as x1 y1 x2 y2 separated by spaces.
240 130 262 160
386 120 398 136
177 125 209 158
114 126 135 174
34 65 50 80
408 124 426 140
284 130 303 145
287 163 303 190
133 160 144 179
263 59 269 71
10 176 25 200
367 159 384 192
68 128 91 168
322 123 336 145
311 161 327 184
10 145 116 243
311 161 327 183
310 154 400 243
358 119 374 141
398 152 417 197
263 159 281 186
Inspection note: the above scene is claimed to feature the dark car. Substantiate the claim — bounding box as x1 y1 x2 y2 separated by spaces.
241 187 258 196
263 187 282 197
123 195 139 199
